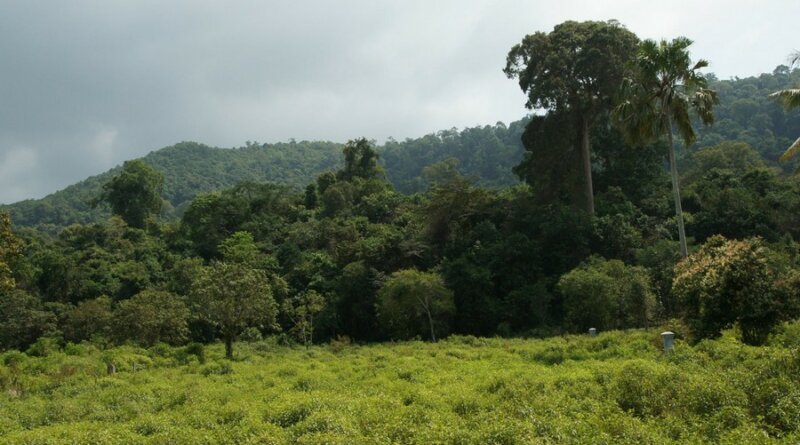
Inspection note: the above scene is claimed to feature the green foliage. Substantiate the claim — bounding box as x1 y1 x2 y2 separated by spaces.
377 269 455 342
673 236 792 345
338 138 381 181
62 296 114 343
505 20 639 213
98 160 165 229
190 261 279 358
0 289 56 351
113 290 191 347
558 257 657 332
615 36 719 258
282 290 326 348
683 142 800 242
1 327 800 442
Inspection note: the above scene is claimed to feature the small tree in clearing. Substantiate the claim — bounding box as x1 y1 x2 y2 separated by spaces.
282 290 326 349
191 261 278 359
377 269 454 342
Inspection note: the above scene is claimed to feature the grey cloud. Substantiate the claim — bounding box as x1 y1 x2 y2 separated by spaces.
1 0 798 203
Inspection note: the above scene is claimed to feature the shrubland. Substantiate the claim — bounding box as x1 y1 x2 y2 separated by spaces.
1 324 800 444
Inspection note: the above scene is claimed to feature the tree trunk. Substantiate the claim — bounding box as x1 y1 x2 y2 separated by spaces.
666 119 688 258
581 116 595 215
224 336 234 360
425 307 437 342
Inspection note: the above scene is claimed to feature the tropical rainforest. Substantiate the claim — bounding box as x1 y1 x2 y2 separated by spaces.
1 20 800 443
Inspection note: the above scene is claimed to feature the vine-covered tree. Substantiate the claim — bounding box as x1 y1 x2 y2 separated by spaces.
504 20 639 214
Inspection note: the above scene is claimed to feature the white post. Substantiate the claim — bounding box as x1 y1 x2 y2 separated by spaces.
661 331 675 352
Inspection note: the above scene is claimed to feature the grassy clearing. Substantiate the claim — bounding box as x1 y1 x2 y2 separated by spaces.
2 324 800 444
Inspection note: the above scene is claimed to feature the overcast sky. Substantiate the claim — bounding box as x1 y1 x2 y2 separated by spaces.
1 0 798 204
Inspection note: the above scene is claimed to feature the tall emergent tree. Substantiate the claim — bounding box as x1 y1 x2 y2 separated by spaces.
504 20 639 214
770 51 800 162
99 160 164 228
191 261 278 359
615 37 718 257
338 137 381 181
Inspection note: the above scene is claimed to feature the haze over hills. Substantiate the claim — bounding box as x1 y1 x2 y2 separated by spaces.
3 67 800 233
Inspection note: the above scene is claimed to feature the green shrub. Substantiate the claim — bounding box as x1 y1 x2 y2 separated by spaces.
558 257 657 332
674 236 792 345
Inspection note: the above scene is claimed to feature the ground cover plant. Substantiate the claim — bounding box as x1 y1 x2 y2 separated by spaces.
2 323 800 444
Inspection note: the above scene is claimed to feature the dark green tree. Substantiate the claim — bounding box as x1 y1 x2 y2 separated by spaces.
504 20 639 214
377 269 454 342
113 290 191 346
191 261 279 359
61 296 114 343
558 257 656 332
339 138 381 181
98 160 164 228
0 289 56 351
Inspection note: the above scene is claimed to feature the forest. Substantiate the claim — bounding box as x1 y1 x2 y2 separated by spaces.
1 19 800 443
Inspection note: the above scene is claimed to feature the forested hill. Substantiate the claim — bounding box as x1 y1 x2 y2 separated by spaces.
4 66 800 232
2 121 527 231
696 66 800 167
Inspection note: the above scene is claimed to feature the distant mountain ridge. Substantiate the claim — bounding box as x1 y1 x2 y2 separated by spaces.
3 120 528 231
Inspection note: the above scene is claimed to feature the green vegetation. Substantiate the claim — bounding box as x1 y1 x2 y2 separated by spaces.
0 19 799 442
2 325 800 444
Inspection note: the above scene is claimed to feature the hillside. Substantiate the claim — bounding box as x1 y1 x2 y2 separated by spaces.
2 122 527 232
4 66 800 233
696 66 800 166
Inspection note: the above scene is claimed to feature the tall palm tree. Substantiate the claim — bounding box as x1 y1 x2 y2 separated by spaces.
770 51 800 162
615 37 718 258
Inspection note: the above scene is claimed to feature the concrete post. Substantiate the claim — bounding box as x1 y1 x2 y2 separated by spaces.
661 331 675 352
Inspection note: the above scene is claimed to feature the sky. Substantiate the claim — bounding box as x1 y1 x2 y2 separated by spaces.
1 0 798 204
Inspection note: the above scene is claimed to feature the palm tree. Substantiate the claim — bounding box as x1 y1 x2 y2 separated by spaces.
614 37 718 258
769 51 800 162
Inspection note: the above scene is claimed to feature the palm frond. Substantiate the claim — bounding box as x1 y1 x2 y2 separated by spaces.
670 99 695 147
789 50 800 68
769 88 800 110
691 88 718 125
779 136 800 162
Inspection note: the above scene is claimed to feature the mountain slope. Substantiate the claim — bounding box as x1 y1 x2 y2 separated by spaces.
3 121 527 231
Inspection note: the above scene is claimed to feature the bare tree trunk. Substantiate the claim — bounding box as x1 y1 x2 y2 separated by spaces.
225 336 234 360
666 119 688 258
581 116 595 215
